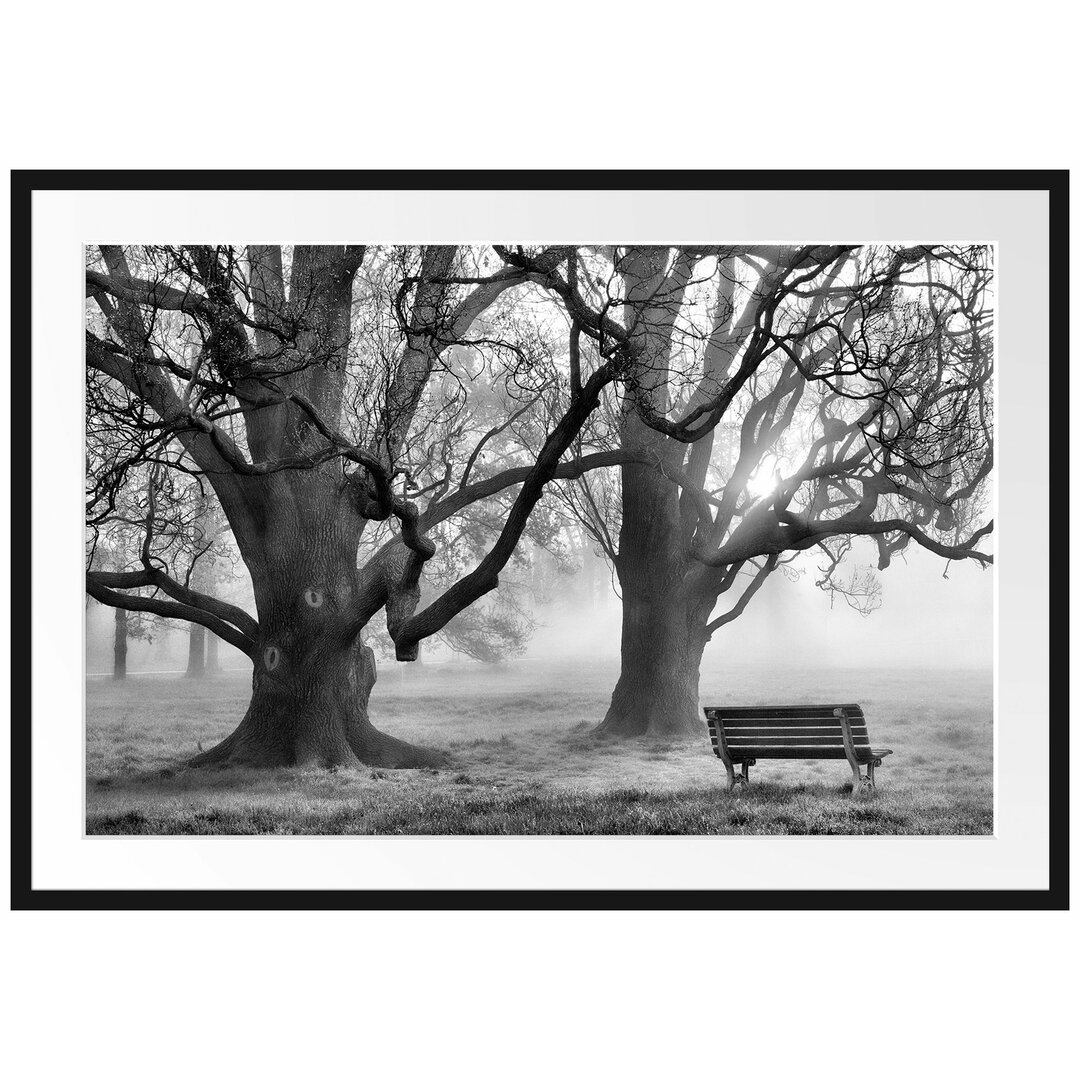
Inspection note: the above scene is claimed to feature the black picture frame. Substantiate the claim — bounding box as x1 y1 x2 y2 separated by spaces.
10 168 1069 911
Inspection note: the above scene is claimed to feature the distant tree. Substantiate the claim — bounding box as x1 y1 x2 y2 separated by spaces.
86 495 163 679
180 495 235 678
112 606 128 680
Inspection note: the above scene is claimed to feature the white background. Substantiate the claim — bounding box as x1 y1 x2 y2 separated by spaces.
0 4 1075 1080
29 189 1041 893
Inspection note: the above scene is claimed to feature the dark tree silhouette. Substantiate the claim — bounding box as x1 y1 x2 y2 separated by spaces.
113 607 128 680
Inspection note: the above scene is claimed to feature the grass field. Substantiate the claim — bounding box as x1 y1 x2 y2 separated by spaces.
85 658 993 835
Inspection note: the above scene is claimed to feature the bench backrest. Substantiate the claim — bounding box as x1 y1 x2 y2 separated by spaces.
704 704 868 759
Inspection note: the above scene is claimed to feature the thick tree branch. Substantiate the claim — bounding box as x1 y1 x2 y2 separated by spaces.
86 268 217 318
86 577 257 657
696 501 994 569
88 569 260 640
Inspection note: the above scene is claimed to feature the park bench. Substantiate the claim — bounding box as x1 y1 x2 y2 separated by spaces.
704 703 892 793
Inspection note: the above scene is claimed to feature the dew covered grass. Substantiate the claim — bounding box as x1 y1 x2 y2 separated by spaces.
85 658 992 835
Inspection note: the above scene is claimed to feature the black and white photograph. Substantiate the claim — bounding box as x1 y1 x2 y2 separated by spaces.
82 239 996 836
1 4 1072 1073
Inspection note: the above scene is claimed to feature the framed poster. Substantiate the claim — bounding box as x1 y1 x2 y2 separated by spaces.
9 169 1068 909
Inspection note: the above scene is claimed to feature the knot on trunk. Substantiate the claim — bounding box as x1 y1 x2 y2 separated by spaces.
346 469 392 521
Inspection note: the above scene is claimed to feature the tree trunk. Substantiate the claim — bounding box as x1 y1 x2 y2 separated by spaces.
112 606 128 681
186 624 205 678
189 638 439 769
205 630 220 674
189 475 442 770
598 432 707 739
598 584 707 738
597 249 710 739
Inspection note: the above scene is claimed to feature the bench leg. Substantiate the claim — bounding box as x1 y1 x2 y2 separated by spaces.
849 759 863 791
727 763 750 791
849 761 874 796
720 757 752 792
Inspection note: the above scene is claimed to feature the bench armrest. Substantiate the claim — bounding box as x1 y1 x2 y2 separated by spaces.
835 707 862 772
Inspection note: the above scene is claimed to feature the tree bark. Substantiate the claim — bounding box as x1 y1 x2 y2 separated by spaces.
597 462 719 738
186 624 205 678
598 549 708 739
598 492 719 738
189 638 440 769
112 606 128 681
598 451 713 738
189 474 443 770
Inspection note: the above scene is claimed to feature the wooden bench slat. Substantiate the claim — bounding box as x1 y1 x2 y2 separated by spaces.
719 725 868 734
724 747 853 759
721 738 864 747
718 747 889 760
710 744 889 756
719 726 868 735
705 704 862 718
710 743 889 756
708 734 868 743
708 717 868 725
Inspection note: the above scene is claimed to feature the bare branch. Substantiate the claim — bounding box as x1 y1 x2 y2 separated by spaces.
86 575 257 657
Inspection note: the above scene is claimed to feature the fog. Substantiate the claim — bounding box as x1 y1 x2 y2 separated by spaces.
87 538 992 677
533 544 991 672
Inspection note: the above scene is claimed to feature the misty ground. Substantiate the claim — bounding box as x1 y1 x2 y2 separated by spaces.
85 657 993 835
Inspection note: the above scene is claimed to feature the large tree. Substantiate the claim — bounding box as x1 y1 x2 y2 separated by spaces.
553 245 994 737
86 244 648 768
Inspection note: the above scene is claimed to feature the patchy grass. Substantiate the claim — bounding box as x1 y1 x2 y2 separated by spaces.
85 659 992 835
